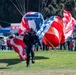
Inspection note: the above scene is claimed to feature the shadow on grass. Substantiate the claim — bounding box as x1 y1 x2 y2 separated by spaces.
0 56 49 66
0 67 10 69
35 56 49 60
0 58 22 66
0 56 49 70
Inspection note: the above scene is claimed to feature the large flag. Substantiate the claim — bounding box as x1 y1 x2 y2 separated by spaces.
18 17 30 35
37 10 75 48
37 16 65 47
8 18 30 60
9 35 27 60
62 10 75 41
8 12 44 60
7 18 29 60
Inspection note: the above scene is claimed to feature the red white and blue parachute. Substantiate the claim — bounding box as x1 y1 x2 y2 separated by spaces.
62 10 75 40
24 12 44 31
37 16 65 47
18 12 44 35
37 10 75 48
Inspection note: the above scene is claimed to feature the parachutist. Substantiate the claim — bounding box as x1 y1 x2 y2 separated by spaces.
23 28 41 67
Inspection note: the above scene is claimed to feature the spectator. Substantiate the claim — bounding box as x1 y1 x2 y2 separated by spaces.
7 37 12 50
42 42 49 51
67 40 70 50
0 39 2 49
9 32 15 39
69 39 74 51
1 37 6 50
60 42 66 50
8 32 15 50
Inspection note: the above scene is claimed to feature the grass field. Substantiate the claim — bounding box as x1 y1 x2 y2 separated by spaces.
0 49 76 75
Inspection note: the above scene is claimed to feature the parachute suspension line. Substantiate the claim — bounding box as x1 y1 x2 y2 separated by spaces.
43 11 48 17
42 8 48 17
42 9 46 17
16 0 24 15
41 0 48 17
0 20 10 24
19 0 25 13
23 0 26 14
40 0 44 14
44 36 56 50
27 0 29 12
10 0 23 16
44 12 49 17
43 0 48 17
16 0 26 15
43 9 50 17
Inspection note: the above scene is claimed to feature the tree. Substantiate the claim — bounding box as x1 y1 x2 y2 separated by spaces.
0 0 75 27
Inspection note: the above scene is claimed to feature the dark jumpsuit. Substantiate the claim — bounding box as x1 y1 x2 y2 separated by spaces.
23 32 41 67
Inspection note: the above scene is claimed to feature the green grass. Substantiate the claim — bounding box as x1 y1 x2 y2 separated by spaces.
0 50 76 71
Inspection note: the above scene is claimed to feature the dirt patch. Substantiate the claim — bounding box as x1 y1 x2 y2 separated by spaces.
0 70 76 75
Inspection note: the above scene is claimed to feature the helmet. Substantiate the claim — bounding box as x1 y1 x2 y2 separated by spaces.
30 28 34 32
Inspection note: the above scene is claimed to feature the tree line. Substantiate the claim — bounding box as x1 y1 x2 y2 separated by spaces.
0 0 76 27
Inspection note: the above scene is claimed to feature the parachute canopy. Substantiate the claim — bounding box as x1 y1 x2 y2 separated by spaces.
37 16 65 47
24 12 44 31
